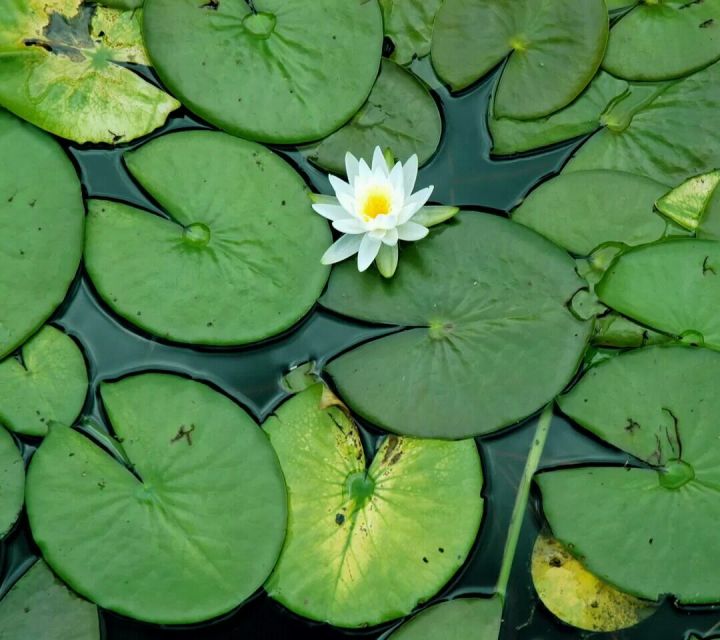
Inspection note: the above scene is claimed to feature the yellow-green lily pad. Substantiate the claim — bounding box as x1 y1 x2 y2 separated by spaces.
264 384 483 627
0 326 88 437
0 561 100 640
0 0 178 143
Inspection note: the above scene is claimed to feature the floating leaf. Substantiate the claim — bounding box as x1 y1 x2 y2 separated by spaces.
95 0 143 8
489 72 628 156
603 1 720 81
0 560 100 640
0 110 84 360
606 0 637 9
565 62 720 185
26 373 287 624
597 239 720 348
698 179 720 239
390 597 503 640
431 0 608 119
85 130 331 346
320 213 590 439
143 0 383 144
0 326 87 437
90 5 148 64
513 170 668 255
532 533 657 632
656 170 720 232
264 384 482 627
379 0 444 65
540 345 720 603
302 59 441 175
0 1 178 144
0 425 24 538
592 313 672 349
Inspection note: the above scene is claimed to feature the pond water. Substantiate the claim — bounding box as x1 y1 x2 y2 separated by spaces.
1 58 717 639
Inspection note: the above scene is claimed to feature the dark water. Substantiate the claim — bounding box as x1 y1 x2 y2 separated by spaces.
1 58 718 639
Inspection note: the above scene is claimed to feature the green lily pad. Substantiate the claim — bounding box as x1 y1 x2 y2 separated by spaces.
390 597 503 639
301 59 441 175
379 0 444 65
26 373 287 624
143 0 383 144
0 110 84 360
698 178 720 240
320 213 590 439
85 130 331 346
489 72 629 156
592 313 673 349
564 62 720 186
264 384 483 627
606 0 636 9
0 425 24 538
512 171 669 255
531 533 656 632
656 170 720 232
603 1 720 81
431 0 608 119
540 345 720 603
97 0 143 8
0 560 100 640
0 326 87 437
597 239 720 348
0 1 178 144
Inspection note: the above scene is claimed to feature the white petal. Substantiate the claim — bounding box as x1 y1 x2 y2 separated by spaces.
399 186 434 223
328 174 356 215
321 234 363 265
369 211 399 231
312 203 352 222
382 227 399 246
371 146 388 177
357 234 382 272
333 218 368 234
345 152 360 186
397 221 429 241
358 158 372 183
402 155 419 196
388 162 405 204
368 228 386 240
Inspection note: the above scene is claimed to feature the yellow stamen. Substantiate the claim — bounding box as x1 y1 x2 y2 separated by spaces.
361 189 392 219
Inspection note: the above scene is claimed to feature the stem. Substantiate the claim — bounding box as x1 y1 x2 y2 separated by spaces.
495 403 554 602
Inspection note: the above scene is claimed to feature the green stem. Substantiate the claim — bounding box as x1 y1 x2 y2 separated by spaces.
495 403 554 603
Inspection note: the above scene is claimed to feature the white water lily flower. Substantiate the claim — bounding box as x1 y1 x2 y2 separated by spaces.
312 147 435 275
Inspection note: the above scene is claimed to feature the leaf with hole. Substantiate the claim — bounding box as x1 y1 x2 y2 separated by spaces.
26 373 287 624
320 212 591 439
379 0 444 65
597 239 720 348
301 59 441 175
0 560 100 640
512 170 669 255
603 0 720 81
0 0 177 143
85 130 331 346
0 110 84 360
264 384 483 627
539 345 720 603
431 0 608 119
143 0 383 144
0 326 87 437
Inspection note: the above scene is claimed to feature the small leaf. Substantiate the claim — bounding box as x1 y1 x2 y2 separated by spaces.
655 170 720 232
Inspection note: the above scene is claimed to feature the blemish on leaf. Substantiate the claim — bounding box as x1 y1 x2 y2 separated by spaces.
170 424 195 445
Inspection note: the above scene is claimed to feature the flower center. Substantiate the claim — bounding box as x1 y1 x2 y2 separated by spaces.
361 188 392 220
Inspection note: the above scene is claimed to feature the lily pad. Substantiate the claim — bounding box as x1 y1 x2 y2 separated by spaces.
540 345 720 603
597 239 720 348
698 179 720 239
431 0 608 119
26 373 287 624
0 560 100 640
512 171 669 255
564 62 720 186
656 170 720 232
85 130 331 346
489 72 629 156
379 0 444 65
143 0 383 144
320 212 590 439
0 425 24 538
0 326 88 437
592 313 673 349
603 1 720 81
532 533 656 632
0 0 178 144
301 59 441 175
264 384 482 627
90 5 148 65
0 110 84 360
390 597 503 640
97 0 143 8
